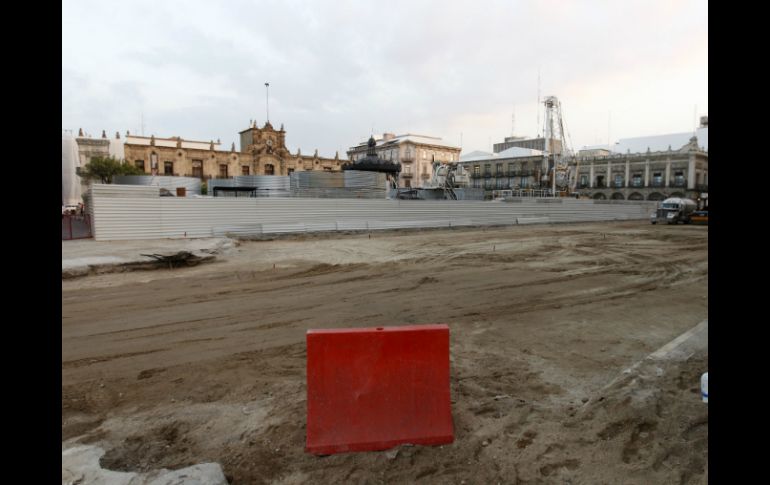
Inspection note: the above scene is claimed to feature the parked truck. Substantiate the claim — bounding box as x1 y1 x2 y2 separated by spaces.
650 197 697 224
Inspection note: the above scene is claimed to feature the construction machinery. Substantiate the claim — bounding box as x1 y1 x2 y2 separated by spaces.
425 162 470 200
650 197 697 224
541 96 577 196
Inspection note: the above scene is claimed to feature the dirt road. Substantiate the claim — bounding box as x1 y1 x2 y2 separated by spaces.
62 221 708 484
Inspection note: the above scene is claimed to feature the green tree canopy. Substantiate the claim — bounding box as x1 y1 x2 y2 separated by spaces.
77 156 143 184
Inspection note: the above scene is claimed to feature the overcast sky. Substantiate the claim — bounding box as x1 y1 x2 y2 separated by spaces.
62 0 707 157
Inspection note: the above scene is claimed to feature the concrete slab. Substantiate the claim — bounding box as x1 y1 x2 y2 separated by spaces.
62 237 236 277
62 444 228 485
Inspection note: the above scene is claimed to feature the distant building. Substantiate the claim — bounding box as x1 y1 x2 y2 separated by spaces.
577 146 612 158
347 133 461 188
493 135 563 156
62 129 123 205
458 146 547 192
573 118 708 202
122 121 344 178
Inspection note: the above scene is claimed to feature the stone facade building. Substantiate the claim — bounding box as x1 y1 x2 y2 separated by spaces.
123 121 344 179
347 133 461 188
573 135 708 201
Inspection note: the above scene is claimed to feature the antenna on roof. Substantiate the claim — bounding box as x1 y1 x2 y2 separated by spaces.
693 104 697 134
536 69 541 137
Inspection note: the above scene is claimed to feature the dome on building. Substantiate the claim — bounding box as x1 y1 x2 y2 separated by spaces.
342 136 401 174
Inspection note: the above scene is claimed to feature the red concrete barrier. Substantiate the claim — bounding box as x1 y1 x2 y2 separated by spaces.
306 324 453 455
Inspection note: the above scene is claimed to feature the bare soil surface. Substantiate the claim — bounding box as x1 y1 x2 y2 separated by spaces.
62 221 708 484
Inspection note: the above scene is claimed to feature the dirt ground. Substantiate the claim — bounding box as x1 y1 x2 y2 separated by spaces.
62 221 708 484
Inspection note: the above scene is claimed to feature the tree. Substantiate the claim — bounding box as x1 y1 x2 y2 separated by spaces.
77 156 143 184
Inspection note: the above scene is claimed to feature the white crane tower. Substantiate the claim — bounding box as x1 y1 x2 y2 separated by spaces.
541 96 575 195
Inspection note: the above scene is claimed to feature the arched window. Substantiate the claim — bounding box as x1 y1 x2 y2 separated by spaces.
264 164 275 175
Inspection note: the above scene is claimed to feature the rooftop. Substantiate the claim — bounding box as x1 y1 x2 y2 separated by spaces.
459 146 544 163
612 126 708 154
352 133 460 150
125 135 225 151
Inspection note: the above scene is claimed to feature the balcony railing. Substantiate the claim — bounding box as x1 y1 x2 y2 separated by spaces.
483 172 492 178
401 155 414 162
470 172 483 179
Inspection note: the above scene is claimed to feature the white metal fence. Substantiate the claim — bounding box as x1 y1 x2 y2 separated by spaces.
90 184 657 241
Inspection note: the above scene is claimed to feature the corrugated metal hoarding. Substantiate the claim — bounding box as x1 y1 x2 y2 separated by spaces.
112 175 202 195
89 184 657 241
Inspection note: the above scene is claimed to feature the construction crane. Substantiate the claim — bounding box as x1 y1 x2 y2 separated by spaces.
541 96 577 196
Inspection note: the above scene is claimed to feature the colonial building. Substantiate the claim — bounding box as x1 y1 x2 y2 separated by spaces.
574 118 708 201
347 133 461 188
123 121 345 179
573 136 708 201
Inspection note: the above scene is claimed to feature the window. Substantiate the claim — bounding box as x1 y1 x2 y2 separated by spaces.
596 175 605 188
219 164 228 178
614 174 623 187
484 164 491 176
422 150 426 160
264 164 275 175
135 160 145 171
404 179 411 188
192 160 203 178
496 163 503 176
473 165 480 177
652 172 662 186
150 153 158 170
580 175 588 188
403 164 412 175
674 171 685 186
632 173 642 187
287 168 294 175
164 161 173 175
242 166 250 175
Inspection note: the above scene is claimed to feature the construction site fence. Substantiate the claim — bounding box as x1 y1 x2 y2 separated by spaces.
62 214 93 240
88 184 658 241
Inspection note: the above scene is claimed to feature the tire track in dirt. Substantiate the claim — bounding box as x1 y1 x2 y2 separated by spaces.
63 348 170 369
